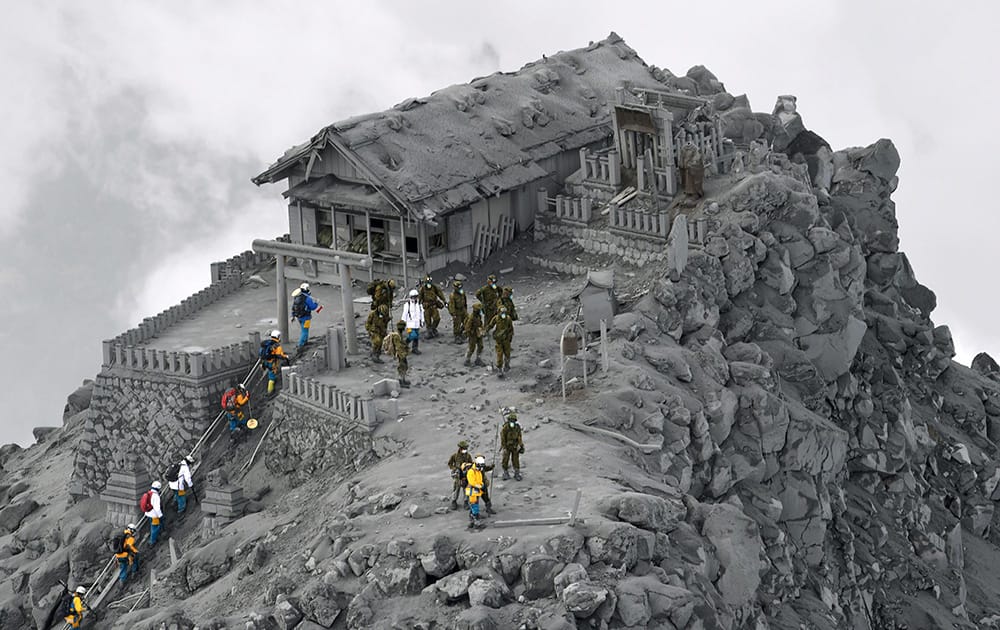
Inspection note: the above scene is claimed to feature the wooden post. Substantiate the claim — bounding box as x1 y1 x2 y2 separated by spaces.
276 254 289 344
400 218 409 288
569 488 582 526
168 538 180 566
600 319 609 373
417 220 427 264
365 209 374 282
340 265 358 354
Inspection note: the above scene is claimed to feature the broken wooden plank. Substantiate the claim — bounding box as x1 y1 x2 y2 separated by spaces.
491 516 571 528
557 420 661 454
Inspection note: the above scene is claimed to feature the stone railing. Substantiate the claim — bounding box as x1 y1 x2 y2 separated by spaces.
537 189 596 225
102 333 261 379
609 206 670 241
210 248 273 282
284 372 375 425
109 274 243 348
579 147 621 187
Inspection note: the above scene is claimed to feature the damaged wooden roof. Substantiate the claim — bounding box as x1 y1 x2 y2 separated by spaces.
253 33 676 217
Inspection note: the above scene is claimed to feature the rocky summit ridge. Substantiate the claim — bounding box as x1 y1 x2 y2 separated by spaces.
2 62 1000 630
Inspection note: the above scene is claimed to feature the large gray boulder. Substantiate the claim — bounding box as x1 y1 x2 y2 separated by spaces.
467 578 503 608
562 581 609 618
367 556 426 596
0 500 38 534
597 492 685 533
418 535 457 578
521 554 562 599
185 536 237 590
701 502 764 609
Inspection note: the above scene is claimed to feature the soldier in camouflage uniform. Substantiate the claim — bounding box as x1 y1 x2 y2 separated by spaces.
486 305 514 377
418 275 447 339
464 303 485 367
475 275 500 334
373 279 396 313
381 320 410 388
447 280 468 344
500 286 518 321
500 411 524 481
447 440 473 510
365 304 389 363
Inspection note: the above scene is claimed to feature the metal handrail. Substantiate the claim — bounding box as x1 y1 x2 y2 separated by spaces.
62 359 263 628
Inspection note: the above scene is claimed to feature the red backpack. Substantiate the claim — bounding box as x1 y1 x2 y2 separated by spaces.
139 490 154 513
221 388 236 411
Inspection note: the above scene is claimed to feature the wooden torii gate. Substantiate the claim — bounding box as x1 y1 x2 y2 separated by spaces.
252 239 372 354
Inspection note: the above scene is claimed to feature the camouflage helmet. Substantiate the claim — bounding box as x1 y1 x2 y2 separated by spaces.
499 305 508 313
396 319 407 331
487 274 497 283
457 440 469 449
387 279 396 288
453 279 463 288
423 275 433 284
502 286 513 296
377 304 389 316
472 303 483 311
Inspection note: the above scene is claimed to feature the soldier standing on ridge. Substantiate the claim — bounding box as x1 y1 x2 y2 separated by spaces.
500 411 525 481
486 305 515 377
476 274 501 335
382 320 411 388
447 440 473 510
373 278 396 312
418 275 447 339
365 304 389 363
464 303 486 367
500 286 518 321
448 279 468 344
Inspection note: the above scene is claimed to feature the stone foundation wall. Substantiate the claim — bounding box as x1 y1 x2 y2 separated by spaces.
535 218 667 267
69 362 252 497
263 394 375 485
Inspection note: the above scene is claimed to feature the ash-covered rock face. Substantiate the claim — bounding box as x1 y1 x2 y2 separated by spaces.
8 67 1000 630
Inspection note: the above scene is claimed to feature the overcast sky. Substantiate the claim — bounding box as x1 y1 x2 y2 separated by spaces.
1 2 997 445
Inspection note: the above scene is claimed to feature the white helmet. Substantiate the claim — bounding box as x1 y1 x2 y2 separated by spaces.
409 289 419 298
299 282 310 292
151 481 162 490
270 329 281 340
475 455 486 465
75 586 87 594
126 523 137 531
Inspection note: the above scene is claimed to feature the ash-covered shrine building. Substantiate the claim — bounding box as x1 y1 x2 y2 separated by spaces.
252 33 727 284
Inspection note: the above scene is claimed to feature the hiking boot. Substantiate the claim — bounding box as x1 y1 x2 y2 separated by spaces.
372 354 383 364
449 500 458 511
514 469 522 481
485 503 496 515
474 357 484 367
399 379 411 388
464 357 472 367
502 469 510 480
411 340 422 355
497 369 505 379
